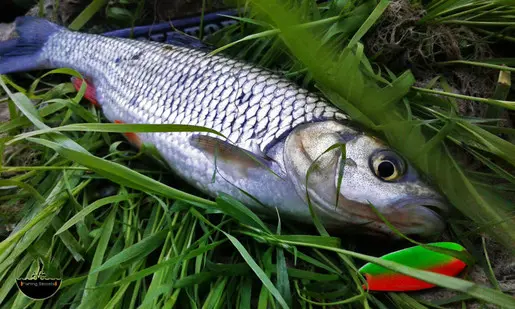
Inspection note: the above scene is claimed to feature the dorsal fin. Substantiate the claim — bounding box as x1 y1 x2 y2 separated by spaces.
160 32 213 51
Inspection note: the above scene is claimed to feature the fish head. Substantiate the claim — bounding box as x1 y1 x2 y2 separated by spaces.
283 120 448 237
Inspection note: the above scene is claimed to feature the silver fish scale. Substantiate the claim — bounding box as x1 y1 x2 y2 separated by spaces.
42 30 347 154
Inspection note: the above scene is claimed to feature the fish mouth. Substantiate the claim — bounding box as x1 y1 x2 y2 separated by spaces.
421 203 447 218
313 195 449 238
382 198 449 237
395 197 448 219
341 197 448 237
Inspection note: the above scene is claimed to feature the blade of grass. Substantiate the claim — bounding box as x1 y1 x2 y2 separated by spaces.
223 232 289 309
91 228 169 274
55 193 140 235
7 123 226 145
438 60 515 72
68 0 109 31
348 0 390 47
79 205 117 309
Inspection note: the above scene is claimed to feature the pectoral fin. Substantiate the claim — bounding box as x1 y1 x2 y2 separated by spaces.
189 135 274 179
71 77 99 107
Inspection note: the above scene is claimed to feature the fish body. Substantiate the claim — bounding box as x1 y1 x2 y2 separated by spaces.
0 17 448 236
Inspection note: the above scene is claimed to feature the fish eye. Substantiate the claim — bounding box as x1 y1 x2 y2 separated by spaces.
370 150 406 181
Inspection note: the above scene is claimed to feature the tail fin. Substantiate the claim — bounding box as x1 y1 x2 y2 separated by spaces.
0 17 62 74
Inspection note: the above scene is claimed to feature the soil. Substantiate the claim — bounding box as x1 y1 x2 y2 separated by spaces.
363 0 506 119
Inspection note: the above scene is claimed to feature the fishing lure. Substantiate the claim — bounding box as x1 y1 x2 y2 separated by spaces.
359 242 468 291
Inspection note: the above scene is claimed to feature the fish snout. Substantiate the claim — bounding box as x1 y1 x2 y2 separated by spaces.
386 198 449 237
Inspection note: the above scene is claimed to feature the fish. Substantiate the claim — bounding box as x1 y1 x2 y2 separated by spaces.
0 17 448 237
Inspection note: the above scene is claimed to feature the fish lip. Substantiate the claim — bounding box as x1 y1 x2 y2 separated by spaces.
357 197 449 237
394 197 449 219
390 197 449 237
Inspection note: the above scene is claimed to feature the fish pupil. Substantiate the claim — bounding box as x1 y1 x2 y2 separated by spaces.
378 161 395 178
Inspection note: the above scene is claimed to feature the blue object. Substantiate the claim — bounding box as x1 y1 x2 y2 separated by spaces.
103 9 240 44
101 0 332 43
0 16 61 74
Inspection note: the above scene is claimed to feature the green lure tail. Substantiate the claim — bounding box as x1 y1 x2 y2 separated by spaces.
359 242 469 291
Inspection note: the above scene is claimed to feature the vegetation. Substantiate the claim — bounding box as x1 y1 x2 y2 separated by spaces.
0 0 514 308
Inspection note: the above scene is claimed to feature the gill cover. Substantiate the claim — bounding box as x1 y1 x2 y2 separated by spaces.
283 121 359 222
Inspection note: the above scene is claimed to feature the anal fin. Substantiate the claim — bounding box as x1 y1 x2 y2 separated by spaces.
114 120 142 148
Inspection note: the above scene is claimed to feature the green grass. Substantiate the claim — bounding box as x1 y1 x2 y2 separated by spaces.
0 0 514 308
